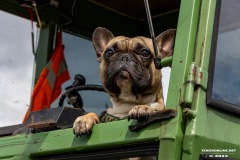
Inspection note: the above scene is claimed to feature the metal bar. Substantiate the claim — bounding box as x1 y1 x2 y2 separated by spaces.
184 62 196 106
161 56 173 68
143 0 158 57
159 0 202 159
34 24 56 85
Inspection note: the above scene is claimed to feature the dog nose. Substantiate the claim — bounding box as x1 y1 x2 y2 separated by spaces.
121 54 131 63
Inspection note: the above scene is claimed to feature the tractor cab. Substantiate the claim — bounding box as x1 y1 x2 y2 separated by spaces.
0 0 239 160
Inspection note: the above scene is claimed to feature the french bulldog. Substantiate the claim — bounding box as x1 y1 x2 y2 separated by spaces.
73 27 176 136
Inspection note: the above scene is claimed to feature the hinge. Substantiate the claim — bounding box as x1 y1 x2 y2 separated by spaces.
181 62 208 106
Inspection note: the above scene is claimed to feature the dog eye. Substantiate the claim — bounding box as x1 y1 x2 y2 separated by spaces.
140 50 150 57
104 49 114 59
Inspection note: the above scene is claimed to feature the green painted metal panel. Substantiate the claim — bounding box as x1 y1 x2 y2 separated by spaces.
182 0 240 159
0 155 31 160
158 0 202 159
183 90 240 160
165 0 201 110
0 120 162 158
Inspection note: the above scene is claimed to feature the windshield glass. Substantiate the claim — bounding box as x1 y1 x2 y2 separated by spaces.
212 0 240 106
52 32 111 114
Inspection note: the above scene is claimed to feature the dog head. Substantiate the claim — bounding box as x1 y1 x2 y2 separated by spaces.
92 27 176 102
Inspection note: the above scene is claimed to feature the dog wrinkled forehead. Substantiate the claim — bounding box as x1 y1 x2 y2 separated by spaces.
106 36 153 53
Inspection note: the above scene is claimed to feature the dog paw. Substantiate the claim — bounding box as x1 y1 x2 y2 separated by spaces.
73 112 100 137
128 105 155 121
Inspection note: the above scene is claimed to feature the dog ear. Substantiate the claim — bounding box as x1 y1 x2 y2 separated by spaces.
92 27 114 62
156 29 176 59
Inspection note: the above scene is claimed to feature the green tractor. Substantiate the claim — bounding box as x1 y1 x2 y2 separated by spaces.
0 0 239 159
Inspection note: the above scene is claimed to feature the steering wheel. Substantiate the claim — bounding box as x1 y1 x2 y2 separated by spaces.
58 74 106 112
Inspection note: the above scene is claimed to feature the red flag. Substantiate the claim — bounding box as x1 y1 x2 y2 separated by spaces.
23 31 70 122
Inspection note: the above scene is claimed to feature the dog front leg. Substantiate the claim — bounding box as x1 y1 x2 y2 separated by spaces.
73 112 100 137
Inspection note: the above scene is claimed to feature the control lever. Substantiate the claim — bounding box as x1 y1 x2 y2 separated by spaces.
59 74 85 110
